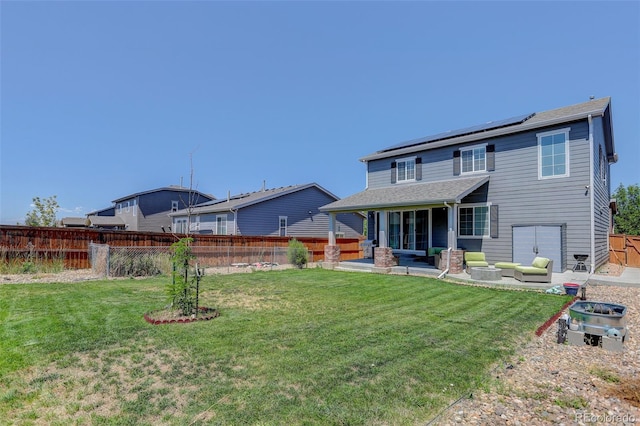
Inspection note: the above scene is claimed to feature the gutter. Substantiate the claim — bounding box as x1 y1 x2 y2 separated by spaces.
588 115 596 273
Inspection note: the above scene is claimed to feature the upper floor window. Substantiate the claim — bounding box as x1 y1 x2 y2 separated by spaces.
116 203 122 214
279 216 288 237
538 128 569 179
171 200 179 212
461 145 486 173
397 157 415 182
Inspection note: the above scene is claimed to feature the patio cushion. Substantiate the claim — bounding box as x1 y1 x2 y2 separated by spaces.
467 260 489 267
428 247 446 256
532 257 550 269
515 266 547 275
465 252 486 262
494 262 521 269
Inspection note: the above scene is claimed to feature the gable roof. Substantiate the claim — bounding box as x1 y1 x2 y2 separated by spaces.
112 186 215 203
320 176 489 213
87 216 126 227
361 97 614 162
60 217 88 227
169 183 339 216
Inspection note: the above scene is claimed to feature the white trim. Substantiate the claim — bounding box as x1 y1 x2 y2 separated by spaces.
279 216 288 237
457 203 491 239
537 128 570 180
215 215 227 235
459 144 487 174
395 156 417 183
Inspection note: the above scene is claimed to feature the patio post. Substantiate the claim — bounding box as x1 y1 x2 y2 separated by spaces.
374 211 395 270
324 212 340 269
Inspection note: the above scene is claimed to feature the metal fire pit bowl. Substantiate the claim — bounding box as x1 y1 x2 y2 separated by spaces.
568 301 628 341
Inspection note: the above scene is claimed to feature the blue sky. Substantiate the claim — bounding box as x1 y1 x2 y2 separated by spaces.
1 1 639 225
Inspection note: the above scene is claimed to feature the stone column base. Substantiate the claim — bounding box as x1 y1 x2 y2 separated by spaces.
374 247 396 270
439 249 465 274
323 245 340 269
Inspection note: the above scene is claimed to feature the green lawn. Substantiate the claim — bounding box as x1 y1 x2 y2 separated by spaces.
0 269 571 425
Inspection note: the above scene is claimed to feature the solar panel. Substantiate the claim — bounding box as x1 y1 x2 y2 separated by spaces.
380 112 535 153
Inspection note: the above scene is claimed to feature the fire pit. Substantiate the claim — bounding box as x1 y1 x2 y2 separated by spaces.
568 301 628 345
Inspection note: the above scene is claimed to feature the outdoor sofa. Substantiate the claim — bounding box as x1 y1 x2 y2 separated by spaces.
514 257 553 283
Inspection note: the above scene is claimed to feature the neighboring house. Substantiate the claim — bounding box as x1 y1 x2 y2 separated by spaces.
320 97 617 273
169 183 364 238
60 217 89 228
97 186 216 232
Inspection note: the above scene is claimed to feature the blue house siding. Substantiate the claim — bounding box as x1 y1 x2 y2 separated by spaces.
174 184 363 238
236 187 362 238
349 102 614 272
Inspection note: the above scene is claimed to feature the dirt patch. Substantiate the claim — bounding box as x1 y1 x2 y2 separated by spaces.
608 376 640 408
5 341 205 424
595 262 625 277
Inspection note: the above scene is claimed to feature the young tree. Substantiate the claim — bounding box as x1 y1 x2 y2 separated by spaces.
613 183 640 235
25 195 59 227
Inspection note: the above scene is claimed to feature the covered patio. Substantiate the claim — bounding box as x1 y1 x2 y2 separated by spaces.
319 175 490 273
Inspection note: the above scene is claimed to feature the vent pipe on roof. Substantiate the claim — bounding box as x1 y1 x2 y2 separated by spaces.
227 190 230 202
262 180 266 192
589 95 595 100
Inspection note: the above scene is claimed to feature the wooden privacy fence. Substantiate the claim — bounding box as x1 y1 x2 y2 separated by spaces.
609 234 640 267
0 225 363 269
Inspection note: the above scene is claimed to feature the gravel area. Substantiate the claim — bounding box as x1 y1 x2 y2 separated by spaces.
2 269 638 425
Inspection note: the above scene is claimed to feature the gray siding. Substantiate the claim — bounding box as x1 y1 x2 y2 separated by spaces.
592 116 613 268
237 187 362 238
365 118 610 271
185 187 363 238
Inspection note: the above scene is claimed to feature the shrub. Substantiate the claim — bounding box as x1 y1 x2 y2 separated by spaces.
167 238 198 316
287 239 308 269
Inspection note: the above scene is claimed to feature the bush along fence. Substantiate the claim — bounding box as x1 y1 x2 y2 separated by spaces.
1 225 363 271
89 243 314 277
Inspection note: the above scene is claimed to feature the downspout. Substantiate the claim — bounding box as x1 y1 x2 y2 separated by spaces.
437 202 453 279
588 115 595 273
231 209 238 235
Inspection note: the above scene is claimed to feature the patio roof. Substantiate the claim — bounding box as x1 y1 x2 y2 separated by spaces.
320 176 489 213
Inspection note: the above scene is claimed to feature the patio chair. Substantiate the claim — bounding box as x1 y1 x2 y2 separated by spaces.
464 252 488 273
514 257 553 283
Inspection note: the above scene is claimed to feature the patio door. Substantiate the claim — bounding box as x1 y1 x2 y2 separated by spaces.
387 210 422 251
402 211 415 250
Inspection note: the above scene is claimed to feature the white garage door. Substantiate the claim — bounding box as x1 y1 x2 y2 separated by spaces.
513 225 562 273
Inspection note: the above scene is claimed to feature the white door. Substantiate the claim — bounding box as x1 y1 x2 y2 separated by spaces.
513 225 562 272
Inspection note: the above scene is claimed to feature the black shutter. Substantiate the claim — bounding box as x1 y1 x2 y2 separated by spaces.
415 157 422 181
391 161 397 184
453 151 461 176
486 145 495 171
490 205 499 238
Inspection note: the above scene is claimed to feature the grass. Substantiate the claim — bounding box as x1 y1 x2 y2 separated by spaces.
0 269 572 425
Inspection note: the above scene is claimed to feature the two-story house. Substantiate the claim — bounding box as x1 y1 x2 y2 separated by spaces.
170 183 364 238
105 186 215 232
320 97 616 273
